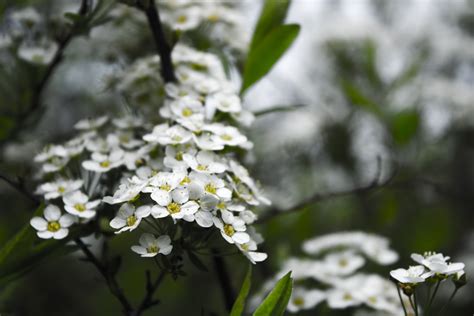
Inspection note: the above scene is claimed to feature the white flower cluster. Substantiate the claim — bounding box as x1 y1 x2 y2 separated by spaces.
252 232 404 315
390 252 465 285
31 43 269 263
2 7 58 65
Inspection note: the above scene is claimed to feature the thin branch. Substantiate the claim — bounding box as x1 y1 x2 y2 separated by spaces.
0 0 92 147
212 248 234 312
257 157 395 223
135 0 176 82
134 270 166 316
74 238 134 315
0 173 39 205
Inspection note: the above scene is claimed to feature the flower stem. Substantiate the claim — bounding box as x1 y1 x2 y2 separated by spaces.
426 280 441 315
413 290 419 316
396 285 408 316
438 287 458 316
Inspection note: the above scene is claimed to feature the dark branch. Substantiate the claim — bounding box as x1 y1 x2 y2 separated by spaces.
74 238 134 315
257 157 396 223
134 270 166 316
138 0 176 82
212 249 234 312
0 173 39 205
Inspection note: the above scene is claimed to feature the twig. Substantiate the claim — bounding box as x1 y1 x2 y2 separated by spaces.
211 248 234 312
135 0 176 82
74 238 134 315
0 0 91 147
0 173 39 205
134 270 166 316
257 157 395 223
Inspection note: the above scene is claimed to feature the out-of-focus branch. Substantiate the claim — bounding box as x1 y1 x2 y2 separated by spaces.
0 173 39 205
257 157 396 223
134 270 166 316
212 248 235 312
74 238 134 315
0 0 92 148
122 0 176 82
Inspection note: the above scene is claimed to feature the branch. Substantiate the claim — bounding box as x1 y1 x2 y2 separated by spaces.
136 0 176 82
211 248 234 312
257 157 396 223
0 0 91 147
134 270 166 316
74 238 134 315
0 173 39 205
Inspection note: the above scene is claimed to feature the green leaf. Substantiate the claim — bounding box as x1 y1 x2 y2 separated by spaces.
242 24 300 94
390 109 420 145
230 265 252 316
253 271 293 316
341 80 381 116
249 0 291 51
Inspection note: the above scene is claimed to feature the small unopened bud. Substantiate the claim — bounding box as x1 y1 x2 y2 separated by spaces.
453 271 467 289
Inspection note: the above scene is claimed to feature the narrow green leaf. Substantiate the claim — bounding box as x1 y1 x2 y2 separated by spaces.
390 109 420 145
242 24 300 94
341 80 381 116
253 271 293 316
230 265 252 316
249 0 291 51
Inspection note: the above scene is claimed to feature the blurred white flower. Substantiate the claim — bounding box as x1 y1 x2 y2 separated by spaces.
18 41 58 65
390 265 429 284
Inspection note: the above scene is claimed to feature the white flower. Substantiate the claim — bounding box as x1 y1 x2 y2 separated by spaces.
164 144 197 171
63 191 100 219
169 96 204 120
205 93 241 119
188 172 232 200
30 205 74 239
147 171 185 206
390 265 430 284
151 188 199 221
110 203 151 233
183 150 227 174
131 233 173 257
103 171 151 204
323 250 366 276
204 124 248 147
192 132 225 151
112 116 144 129
36 179 83 200
82 149 124 173
169 7 202 31
143 124 192 145
236 238 267 264
213 210 249 244
287 287 326 313
18 41 58 65
74 116 108 130
411 252 465 276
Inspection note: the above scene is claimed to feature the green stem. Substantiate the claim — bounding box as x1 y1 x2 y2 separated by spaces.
413 290 419 316
438 287 458 316
426 280 441 315
396 285 408 316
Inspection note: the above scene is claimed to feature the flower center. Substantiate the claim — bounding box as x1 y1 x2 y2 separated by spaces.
47 221 61 232
197 164 208 171
293 297 305 306
172 135 183 142
126 215 137 227
160 183 171 191
241 243 249 251
207 14 219 22
205 183 217 194
182 107 193 117
217 202 226 209
343 293 352 301
74 203 86 212
368 296 377 304
175 151 183 161
180 176 191 185
223 224 235 236
339 258 348 267
58 186 66 193
220 134 233 141
177 15 187 24
147 245 159 253
100 160 110 168
167 202 181 214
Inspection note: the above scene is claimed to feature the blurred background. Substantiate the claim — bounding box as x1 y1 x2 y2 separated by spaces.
0 0 473 315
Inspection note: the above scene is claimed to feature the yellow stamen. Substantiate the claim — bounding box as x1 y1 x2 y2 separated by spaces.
223 224 235 236
47 221 61 232
167 202 181 214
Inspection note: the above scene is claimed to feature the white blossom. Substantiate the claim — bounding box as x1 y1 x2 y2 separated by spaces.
30 205 74 239
110 203 151 233
131 233 173 257
63 191 100 219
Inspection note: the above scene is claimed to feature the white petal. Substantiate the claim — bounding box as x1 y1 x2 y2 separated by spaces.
156 235 171 247
139 233 156 247
151 205 169 218
44 205 61 221
37 230 54 239
53 228 68 239
59 214 75 227
171 188 189 204
136 205 151 218
30 217 47 231
131 245 147 255
159 245 173 255
181 201 199 215
110 217 126 229
195 211 214 227
151 190 172 206
232 232 250 244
